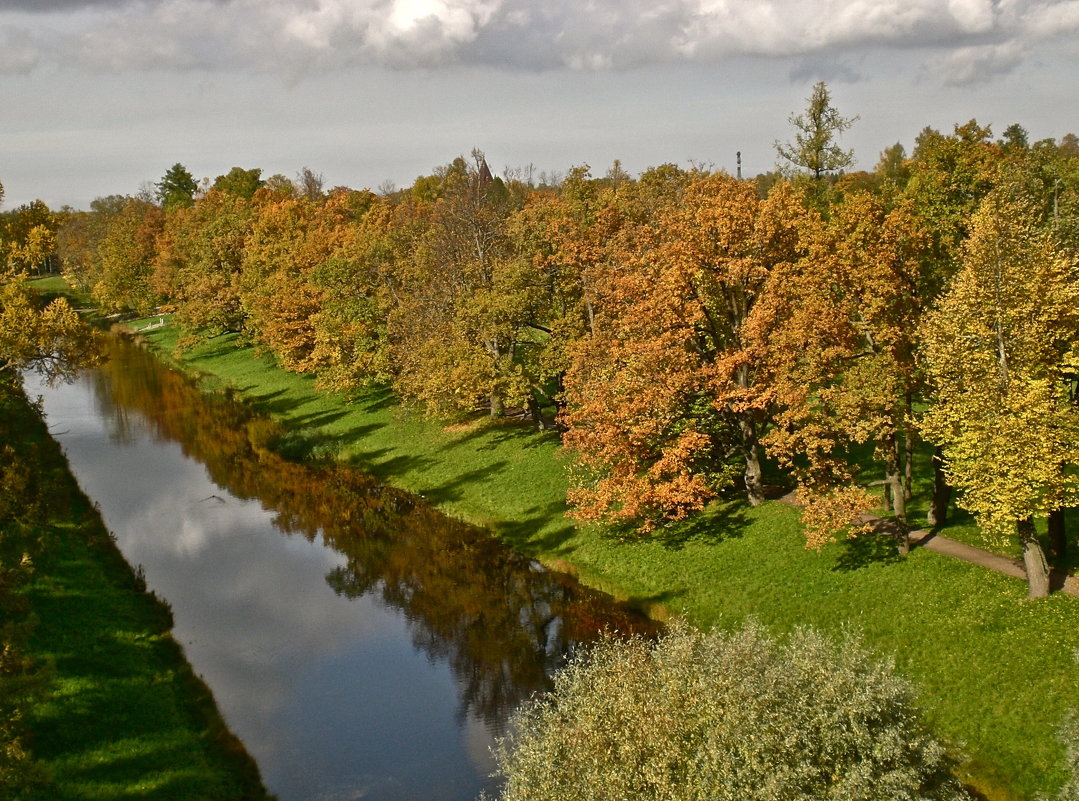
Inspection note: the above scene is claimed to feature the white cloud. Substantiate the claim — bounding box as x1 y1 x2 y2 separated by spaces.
3 0 1079 81
934 42 1026 85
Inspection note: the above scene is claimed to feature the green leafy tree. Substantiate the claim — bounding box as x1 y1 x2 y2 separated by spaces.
155 163 198 212
213 167 264 200
387 151 534 418
775 81 859 181
920 190 1079 598
309 193 400 393
905 120 1004 526
56 195 128 292
488 620 966 801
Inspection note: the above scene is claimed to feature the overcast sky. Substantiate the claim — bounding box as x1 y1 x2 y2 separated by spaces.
2 0 1078 210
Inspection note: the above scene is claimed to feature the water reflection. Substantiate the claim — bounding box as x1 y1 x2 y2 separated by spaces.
31 336 654 801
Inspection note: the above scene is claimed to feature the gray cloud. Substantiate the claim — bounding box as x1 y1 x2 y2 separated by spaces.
3 0 1079 81
0 0 152 11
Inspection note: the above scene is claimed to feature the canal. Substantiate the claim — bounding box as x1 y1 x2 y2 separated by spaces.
27 335 652 801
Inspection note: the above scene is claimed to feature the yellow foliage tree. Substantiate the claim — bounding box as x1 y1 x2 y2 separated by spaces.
920 190 1079 598
0 266 98 382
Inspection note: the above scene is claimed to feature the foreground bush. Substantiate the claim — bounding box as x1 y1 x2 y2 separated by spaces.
489 621 967 801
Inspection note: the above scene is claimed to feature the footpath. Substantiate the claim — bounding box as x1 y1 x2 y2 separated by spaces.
909 528 1079 598
780 490 1079 598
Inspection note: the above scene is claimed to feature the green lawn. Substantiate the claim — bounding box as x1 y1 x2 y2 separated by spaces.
126 320 1079 800
8 380 270 801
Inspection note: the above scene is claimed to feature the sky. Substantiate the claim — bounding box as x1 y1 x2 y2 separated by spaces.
2 0 1078 210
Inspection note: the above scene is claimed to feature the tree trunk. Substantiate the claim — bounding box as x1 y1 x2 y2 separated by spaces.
926 446 951 528
885 434 909 554
740 417 764 507
888 470 909 554
903 428 914 501
1048 508 1067 562
528 397 547 430
490 391 503 418
1018 516 1050 599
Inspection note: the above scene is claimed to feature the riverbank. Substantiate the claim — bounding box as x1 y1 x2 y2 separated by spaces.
127 319 1079 801
4 378 271 801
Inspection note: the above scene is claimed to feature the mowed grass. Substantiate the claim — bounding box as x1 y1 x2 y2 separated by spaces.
12 384 269 801
136 321 1079 801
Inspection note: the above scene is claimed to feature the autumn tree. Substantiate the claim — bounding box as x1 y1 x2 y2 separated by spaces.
296 167 325 202
920 190 1079 598
2 200 59 275
90 197 163 314
0 264 98 381
10 224 57 277
386 151 537 418
749 192 926 548
153 187 254 340
238 189 365 372
501 165 629 426
561 174 804 529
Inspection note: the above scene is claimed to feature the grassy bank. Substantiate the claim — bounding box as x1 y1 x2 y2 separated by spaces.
131 321 1079 801
5 378 270 800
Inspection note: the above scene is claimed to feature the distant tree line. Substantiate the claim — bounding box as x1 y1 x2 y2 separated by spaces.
5 89 1079 599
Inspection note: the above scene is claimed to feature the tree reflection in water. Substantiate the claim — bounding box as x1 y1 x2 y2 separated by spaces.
91 335 656 732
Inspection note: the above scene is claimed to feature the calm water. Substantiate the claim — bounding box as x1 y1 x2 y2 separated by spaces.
27 336 652 801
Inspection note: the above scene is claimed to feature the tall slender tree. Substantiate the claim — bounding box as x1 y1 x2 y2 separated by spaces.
775 82 858 181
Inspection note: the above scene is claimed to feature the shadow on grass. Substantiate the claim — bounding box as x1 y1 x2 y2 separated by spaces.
187 338 246 363
599 499 750 552
346 450 438 480
622 588 688 617
441 413 559 451
494 501 578 555
347 385 397 413
419 461 511 506
831 530 903 572
271 422 383 462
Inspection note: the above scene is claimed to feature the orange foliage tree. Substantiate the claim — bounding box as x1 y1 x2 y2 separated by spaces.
561 174 803 530
749 192 926 548
238 188 368 372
